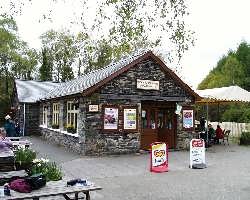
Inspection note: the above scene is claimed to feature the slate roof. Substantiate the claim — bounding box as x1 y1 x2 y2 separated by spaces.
43 49 149 100
15 80 61 103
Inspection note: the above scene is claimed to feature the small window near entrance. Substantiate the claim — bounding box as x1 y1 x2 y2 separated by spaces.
158 111 164 129
150 110 156 129
142 110 147 128
165 111 173 129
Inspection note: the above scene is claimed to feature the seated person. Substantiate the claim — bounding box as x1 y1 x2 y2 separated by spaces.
214 125 224 144
0 127 14 171
208 124 215 142
0 127 13 156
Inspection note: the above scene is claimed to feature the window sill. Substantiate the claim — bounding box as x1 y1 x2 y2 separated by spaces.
61 130 79 138
39 126 79 138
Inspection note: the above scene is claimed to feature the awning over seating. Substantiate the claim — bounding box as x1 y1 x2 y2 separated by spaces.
196 85 250 104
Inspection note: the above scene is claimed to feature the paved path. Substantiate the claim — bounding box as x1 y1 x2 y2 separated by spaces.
28 136 250 200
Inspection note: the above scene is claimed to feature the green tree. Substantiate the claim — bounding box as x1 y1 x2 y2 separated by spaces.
40 30 77 82
0 15 38 124
3 0 194 71
235 41 250 90
39 48 53 81
198 41 250 122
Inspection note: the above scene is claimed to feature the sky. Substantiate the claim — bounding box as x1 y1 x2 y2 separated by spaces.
4 0 250 89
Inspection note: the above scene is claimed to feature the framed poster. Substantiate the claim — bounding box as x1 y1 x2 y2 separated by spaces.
124 108 137 129
104 107 118 130
183 109 194 129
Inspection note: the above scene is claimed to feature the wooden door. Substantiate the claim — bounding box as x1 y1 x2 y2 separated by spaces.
140 108 158 150
157 109 176 149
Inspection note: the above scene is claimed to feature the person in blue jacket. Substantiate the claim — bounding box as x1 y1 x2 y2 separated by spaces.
4 115 17 137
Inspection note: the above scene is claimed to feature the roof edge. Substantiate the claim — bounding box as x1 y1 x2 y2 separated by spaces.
83 50 201 101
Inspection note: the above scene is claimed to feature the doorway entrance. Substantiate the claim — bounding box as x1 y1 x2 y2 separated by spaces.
141 102 177 150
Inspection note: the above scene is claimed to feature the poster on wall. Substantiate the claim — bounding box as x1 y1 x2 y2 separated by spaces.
190 139 206 169
150 142 168 173
183 109 194 129
104 107 118 129
124 109 137 129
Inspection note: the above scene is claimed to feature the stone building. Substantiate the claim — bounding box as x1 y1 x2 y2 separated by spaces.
37 50 200 155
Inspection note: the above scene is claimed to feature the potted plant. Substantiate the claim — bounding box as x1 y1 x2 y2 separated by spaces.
66 125 76 134
30 158 63 181
52 124 59 129
15 148 36 172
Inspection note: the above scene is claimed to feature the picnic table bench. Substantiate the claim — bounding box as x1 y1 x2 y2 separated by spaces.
0 180 102 200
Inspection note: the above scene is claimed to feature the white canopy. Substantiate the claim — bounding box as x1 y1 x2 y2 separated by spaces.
196 85 250 104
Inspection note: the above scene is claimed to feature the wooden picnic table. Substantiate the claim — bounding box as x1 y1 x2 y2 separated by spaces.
0 180 102 200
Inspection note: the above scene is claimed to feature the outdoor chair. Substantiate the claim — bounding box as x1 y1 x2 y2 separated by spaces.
222 129 230 145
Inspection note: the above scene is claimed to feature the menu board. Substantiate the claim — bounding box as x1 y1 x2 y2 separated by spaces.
190 139 206 169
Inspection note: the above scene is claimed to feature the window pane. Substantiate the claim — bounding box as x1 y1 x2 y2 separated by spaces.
142 110 147 128
150 110 156 129
75 113 78 129
165 111 172 129
158 110 164 129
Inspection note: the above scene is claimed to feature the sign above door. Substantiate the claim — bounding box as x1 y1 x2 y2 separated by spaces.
137 79 160 90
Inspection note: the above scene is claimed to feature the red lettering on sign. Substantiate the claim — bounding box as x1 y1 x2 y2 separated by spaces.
192 140 204 147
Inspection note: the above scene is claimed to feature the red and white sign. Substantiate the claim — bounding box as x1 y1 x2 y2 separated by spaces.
150 142 168 173
190 139 206 169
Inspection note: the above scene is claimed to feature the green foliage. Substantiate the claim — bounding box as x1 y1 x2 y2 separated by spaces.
198 41 250 123
240 132 250 145
40 30 76 82
15 148 37 165
51 124 59 129
66 125 76 134
39 48 53 81
30 159 62 181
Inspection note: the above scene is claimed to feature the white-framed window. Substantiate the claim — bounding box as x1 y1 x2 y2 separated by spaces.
52 103 59 128
42 105 48 126
66 101 79 134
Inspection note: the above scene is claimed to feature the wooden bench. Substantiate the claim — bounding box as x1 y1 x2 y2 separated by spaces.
1 180 102 200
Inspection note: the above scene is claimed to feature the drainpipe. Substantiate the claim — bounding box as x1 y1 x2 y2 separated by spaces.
23 103 25 136
206 100 209 145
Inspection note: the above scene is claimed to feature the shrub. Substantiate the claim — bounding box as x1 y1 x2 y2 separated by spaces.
240 131 250 145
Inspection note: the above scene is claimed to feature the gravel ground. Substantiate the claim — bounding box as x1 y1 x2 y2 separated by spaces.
28 136 250 200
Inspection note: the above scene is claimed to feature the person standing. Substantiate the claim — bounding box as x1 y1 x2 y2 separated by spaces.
4 115 17 137
215 125 224 144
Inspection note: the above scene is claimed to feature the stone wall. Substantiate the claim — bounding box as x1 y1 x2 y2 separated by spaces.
39 98 84 154
176 112 195 150
83 96 141 155
40 127 82 154
100 59 194 102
